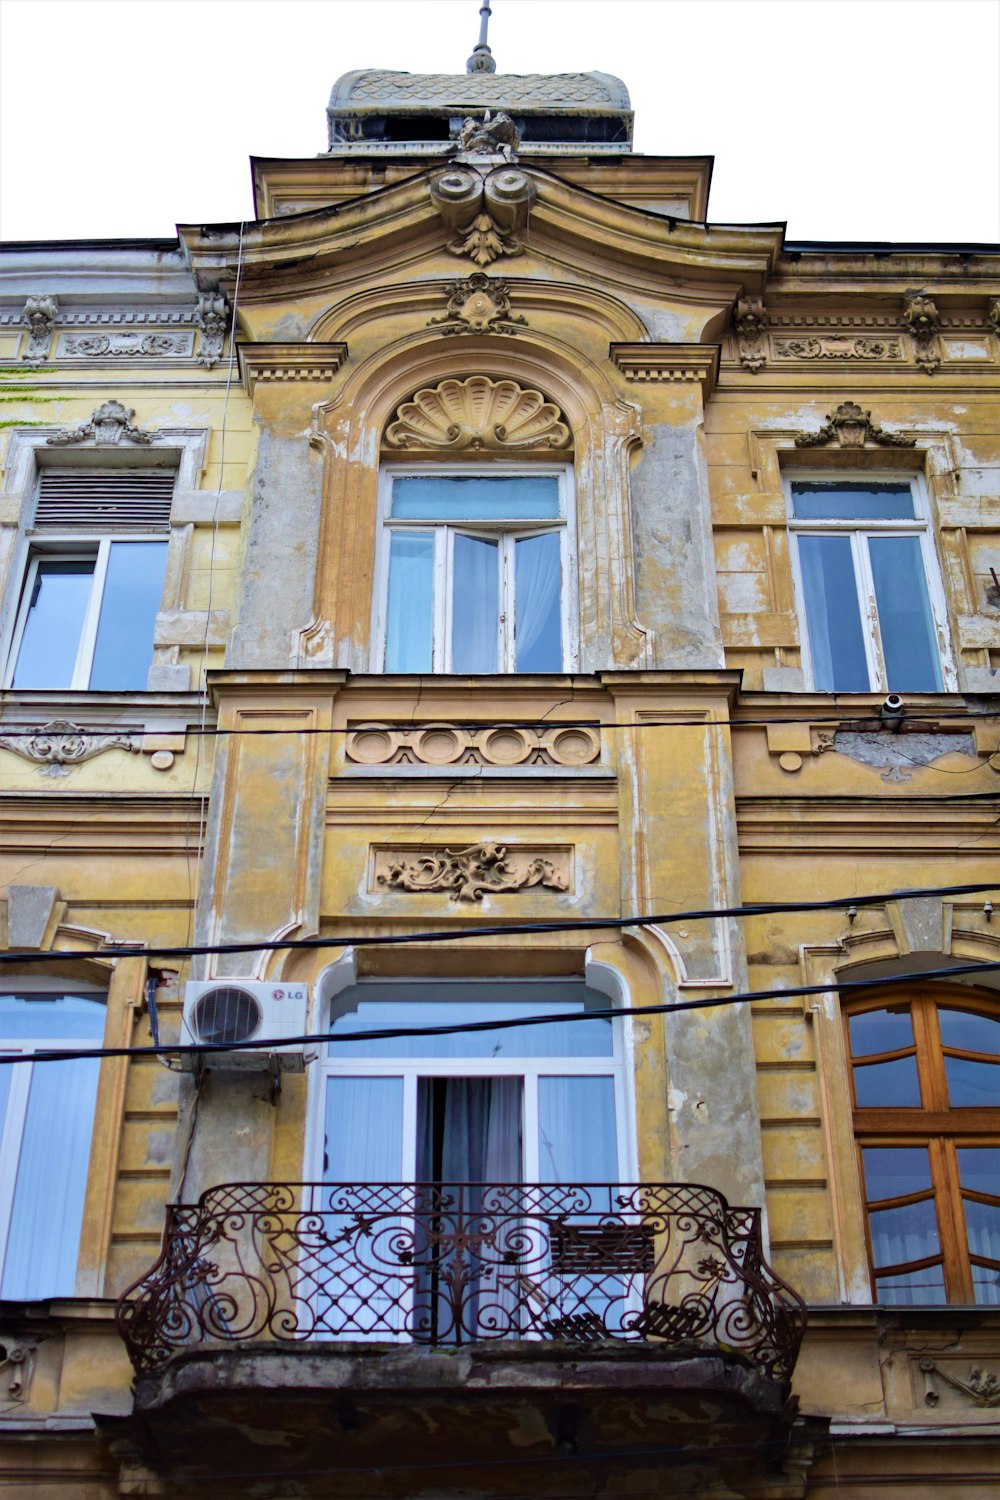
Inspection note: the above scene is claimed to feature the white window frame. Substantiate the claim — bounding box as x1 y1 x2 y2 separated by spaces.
0 978 107 1298
784 470 957 692
372 463 578 673
305 978 633 1188
3 532 170 691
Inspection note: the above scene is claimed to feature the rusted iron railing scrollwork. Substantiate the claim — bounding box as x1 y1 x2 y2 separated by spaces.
116 1182 807 1382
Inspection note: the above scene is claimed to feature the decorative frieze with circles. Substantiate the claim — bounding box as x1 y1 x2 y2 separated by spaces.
345 722 601 769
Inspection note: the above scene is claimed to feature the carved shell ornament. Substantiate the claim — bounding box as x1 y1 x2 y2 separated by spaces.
383 375 571 453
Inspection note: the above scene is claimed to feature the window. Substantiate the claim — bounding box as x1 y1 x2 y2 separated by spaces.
375 469 573 672
3 470 173 691
787 477 951 693
846 987 1000 1305
0 986 106 1299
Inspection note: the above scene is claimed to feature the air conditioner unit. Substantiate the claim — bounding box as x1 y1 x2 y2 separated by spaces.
180 980 309 1071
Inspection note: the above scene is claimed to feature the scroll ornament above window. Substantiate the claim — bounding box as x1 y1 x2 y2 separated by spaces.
383 375 571 453
794 401 916 450
46 400 156 447
430 116 536 269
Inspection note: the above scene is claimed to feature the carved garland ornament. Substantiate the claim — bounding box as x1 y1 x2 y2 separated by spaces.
920 1359 1000 1408
376 842 569 903
384 376 571 453
0 720 141 777
46 399 155 447
794 401 915 449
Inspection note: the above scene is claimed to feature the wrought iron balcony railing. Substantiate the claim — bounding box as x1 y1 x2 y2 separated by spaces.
116 1182 807 1383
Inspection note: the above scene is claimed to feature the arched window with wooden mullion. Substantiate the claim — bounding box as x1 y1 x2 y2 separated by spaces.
844 986 1000 1306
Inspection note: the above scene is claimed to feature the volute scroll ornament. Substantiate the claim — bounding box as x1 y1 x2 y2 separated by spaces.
427 273 528 336
903 289 941 373
794 401 916 449
384 376 571 453
376 841 570 903
430 114 536 268
21 296 58 361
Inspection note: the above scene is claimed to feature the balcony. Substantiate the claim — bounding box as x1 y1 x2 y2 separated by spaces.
110 1183 814 1496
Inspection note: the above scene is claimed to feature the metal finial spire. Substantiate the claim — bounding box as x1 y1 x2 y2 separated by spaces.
466 0 496 73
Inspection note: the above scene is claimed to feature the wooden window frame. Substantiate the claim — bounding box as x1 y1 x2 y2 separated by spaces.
845 985 1000 1304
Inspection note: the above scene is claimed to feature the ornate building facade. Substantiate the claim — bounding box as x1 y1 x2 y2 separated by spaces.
0 35 998 1499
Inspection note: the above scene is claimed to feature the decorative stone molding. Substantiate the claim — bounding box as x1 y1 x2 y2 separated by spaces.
383 375 571 453
0 720 141 777
903 289 941 373
195 291 229 368
920 1360 1000 1408
430 163 536 268
734 296 769 373
20 296 58 361
346 721 601 769
772 335 903 361
46 399 155 447
427 272 527 336
794 401 916 449
60 331 194 359
610 343 719 394
375 841 570 902
0 1337 36 1403
988 298 1000 335
238 343 349 397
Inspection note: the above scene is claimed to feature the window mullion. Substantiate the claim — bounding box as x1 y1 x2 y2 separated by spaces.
501 534 514 671
72 540 110 689
0 1057 33 1287
932 1137 974 1303
853 533 885 690
436 528 449 672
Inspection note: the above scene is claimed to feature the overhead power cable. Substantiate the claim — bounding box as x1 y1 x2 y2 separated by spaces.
2 958 998 1068
0 881 996 968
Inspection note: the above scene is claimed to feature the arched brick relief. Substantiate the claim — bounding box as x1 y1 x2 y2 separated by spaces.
297 335 650 673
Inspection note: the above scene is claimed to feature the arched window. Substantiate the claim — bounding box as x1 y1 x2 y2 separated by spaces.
845 986 1000 1305
0 983 106 1299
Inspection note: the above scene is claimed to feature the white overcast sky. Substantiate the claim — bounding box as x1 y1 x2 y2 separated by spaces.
1 0 998 244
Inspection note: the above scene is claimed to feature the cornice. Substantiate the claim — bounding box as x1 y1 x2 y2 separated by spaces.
610 343 720 395
238 342 349 397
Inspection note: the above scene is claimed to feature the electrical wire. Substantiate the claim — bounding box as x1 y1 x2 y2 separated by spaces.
0 880 995 969
3 957 998 1068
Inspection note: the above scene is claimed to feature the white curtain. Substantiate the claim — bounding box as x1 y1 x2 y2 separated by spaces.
514 533 561 670
1 1056 101 1300
451 535 498 672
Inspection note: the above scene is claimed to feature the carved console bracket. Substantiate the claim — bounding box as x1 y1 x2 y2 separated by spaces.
0 1334 37 1403
610 343 720 396
430 129 536 268
920 1359 1000 1408
427 272 528 336
794 401 916 449
903 290 941 374
989 298 1000 336
375 841 570 903
383 375 571 453
194 291 230 368
734 297 769 373
20 296 58 361
0 720 179 777
45 400 156 447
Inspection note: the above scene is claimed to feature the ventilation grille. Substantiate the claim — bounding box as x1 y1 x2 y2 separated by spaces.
191 987 263 1047
34 471 175 532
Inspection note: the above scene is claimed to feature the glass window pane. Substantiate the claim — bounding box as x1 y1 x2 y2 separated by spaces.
854 1055 921 1107
392 476 560 521
328 984 614 1059
1 1055 101 1299
958 1147 1000 1197
323 1076 404 1181
868 536 943 692
970 1264 1000 1305
10 559 94 689
515 533 562 672
538 1076 618 1182
862 1146 933 1203
88 541 168 691
791 482 915 520
0 993 106 1041
939 1009 1000 1055
868 1197 940 1269
849 1008 914 1057
874 1265 947 1305
963 1199 1000 1272
451 534 498 672
798 535 870 691
385 531 434 671
945 1056 1000 1107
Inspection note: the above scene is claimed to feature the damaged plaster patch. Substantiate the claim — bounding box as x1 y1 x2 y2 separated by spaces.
829 731 976 783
